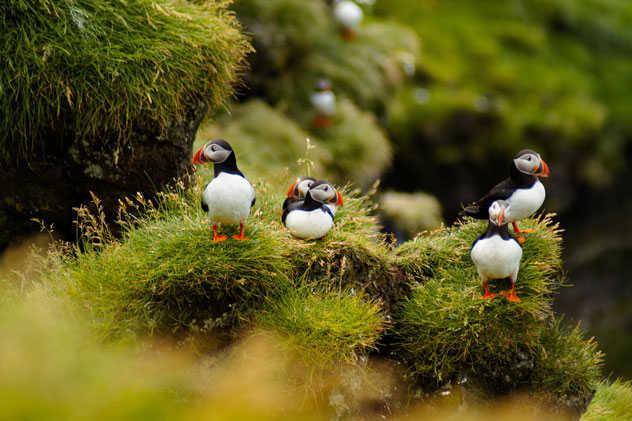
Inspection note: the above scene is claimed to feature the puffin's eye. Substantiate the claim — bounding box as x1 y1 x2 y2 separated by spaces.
211 145 217 152
324 186 329 192
526 156 532 161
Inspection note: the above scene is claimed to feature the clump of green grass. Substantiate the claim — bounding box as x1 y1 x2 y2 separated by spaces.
1 0 251 161
256 283 386 367
533 319 603 414
391 215 599 403
582 379 632 421
33 180 602 414
42 179 293 341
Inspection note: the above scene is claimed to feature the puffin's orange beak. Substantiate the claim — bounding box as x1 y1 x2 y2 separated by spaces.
332 190 343 206
286 181 298 197
498 207 505 226
536 159 549 177
192 147 205 164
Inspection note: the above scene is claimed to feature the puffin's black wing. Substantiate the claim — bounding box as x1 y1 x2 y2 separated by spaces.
201 181 210 213
281 197 304 225
459 178 516 219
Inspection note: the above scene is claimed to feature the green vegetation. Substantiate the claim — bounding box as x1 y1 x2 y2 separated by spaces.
19 181 600 416
2 0 628 418
0 0 250 161
198 98 391 187
393 216 563 387
582 379 632 420
376 0 632 188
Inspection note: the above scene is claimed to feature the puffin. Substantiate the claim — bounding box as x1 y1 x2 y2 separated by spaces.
282 180 343 239
470 200 523 303
310 79 336 129
282 176 316 214
333 0 363 41
459 149 549 242
193 139 256 242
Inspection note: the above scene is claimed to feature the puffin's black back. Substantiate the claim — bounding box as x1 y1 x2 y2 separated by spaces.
459 157 538 220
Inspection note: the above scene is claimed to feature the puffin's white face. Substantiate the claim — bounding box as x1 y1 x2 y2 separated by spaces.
204 142 232 164
296 178 315 198
489 200 510 226
309 182 338 204
514 151 549 177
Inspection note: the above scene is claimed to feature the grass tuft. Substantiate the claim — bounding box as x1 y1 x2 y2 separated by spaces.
1 0 251 161
391 214 600 405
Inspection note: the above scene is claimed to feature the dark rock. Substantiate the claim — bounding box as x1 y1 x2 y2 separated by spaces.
0 102 208 249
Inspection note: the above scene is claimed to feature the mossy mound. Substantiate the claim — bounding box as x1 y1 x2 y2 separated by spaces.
33 180 602 415
582 379 632 421
392 216 599 413
1 0 250 161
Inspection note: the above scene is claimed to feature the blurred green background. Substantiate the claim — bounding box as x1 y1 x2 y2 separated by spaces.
2 0 632 418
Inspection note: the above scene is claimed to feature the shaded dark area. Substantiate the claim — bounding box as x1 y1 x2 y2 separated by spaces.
0 102 208 248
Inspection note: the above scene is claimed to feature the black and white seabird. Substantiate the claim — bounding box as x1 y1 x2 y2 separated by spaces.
282 180 343 239
333 0 363 41
282 176 316 215
470 200 523 302
459 149 549 242
193 139 256 242
310 79 336 128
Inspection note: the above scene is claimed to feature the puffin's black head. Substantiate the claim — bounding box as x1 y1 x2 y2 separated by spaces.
287 176 316 199
193 139 234 165
488 200 511 226
307 180 344 206
513 149 549 177
315 78 332 92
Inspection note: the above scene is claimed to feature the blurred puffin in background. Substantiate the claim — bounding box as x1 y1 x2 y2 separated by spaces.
310 79 336 129
282 180 343 239
470 200 523 303
193 139 256 242
459 149 549 242
333 0 363 41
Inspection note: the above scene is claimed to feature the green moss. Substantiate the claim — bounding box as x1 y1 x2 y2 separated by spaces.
33 182 600 412
1 0 251 161
256 284 385 367
391 215 601 403
583 379 632 421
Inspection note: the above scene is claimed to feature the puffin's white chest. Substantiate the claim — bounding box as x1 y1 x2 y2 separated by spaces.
506 181 545 221
471 235 522 279
285 209 334 239
202 172 255 224
310 91 336 116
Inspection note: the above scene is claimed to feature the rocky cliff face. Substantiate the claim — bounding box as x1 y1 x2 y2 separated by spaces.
0 102 208 248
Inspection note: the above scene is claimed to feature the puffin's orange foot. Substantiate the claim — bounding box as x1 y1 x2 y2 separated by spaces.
516 235 526 243
512 222 535 235
312 115 334 129
480 292 498 300
501 291 521 303
232 233 249 241
213 225 228 242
